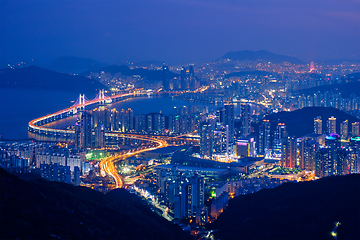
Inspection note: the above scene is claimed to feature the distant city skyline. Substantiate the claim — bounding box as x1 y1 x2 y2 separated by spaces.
1 0 360 67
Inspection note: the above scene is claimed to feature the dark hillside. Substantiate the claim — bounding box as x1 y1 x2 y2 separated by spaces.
48 56 109 74
0 66 107 94
263 107 360 137
81 64 179 81
0 168 193 240
209 174 360 240
296 80 360 98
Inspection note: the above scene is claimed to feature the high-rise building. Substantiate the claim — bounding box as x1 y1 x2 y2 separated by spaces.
258 119 271 156
352 122 360 136
74 121 81 149
134 114 146 133
327 116 336 134
235 138 256 158
188 65 195 90
170 170 205 221
120 109 126 132
315 134 341 178
180 67 187 90
315 148 333 178
153 113 166 133
314 116 322 134
191 174 205 216
241 104 251 137
281 136 296 168
94 125 105 148
299 136 321 171
146 114 153 132
216 108 225 125
40 163 71 184
126 108 133 132
179 115 188 134
168 114 174 133
189 65 194 78
74 166 81 186
273 123 286 152
213 127 227 154
174 106 179 116
200 120 214 158
172 115 180 134
110 108 119 131
224 103 235 146
340 120 348 139
75 111 92 149
92 107 110 131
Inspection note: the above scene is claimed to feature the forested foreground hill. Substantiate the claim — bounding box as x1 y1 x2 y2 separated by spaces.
0 168 193 240
209 174 360 240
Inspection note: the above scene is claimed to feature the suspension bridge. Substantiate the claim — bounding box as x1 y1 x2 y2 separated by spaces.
28 90 148 136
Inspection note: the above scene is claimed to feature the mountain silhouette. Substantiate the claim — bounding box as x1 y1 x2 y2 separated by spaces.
218 50 305 64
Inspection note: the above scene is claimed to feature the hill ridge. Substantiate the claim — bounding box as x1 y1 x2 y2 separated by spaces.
0 168 193 239
0 65 107 94
218 50 305 64
210 174 360 240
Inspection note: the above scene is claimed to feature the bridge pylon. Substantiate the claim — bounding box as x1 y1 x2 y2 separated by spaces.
99 89 105 105
79 94 85 111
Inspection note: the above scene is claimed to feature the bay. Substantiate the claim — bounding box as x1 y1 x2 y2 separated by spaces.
0 88 259 140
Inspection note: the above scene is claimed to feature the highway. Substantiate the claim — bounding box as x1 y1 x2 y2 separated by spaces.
28 91 147 135
100 136 168 189
27 89 195 189
132 185 173 221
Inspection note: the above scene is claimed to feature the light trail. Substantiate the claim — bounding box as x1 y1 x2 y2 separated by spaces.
100 136 167 189
28 91 147 134
27 89 196 189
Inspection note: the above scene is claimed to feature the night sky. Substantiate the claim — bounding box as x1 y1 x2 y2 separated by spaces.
1 0 359 66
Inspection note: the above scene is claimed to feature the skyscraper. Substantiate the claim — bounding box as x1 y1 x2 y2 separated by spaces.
327 116 336 134
191 174 204 209
110 108 119 131
213 127 227 154
216 107 225 125
241 104 251 137
273 123 286 152
340 120 348 139
352 122 360 136
120 109 126 132
92 107 110 131
126 108 133 132
153 113 166 133
200 120 214 158
94 124 105 148
299 136 320 171
134 114 146 133
189 65 196 90
314 116 322 134
180 67 187 90
315 134 341 178
281 136 296 168
146 114 153 132
224 103 235 146
258 119 271 156
75 111 92 149
189 65 194 77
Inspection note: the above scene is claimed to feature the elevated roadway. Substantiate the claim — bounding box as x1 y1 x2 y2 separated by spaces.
28 90 199 188
100 136 167 188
